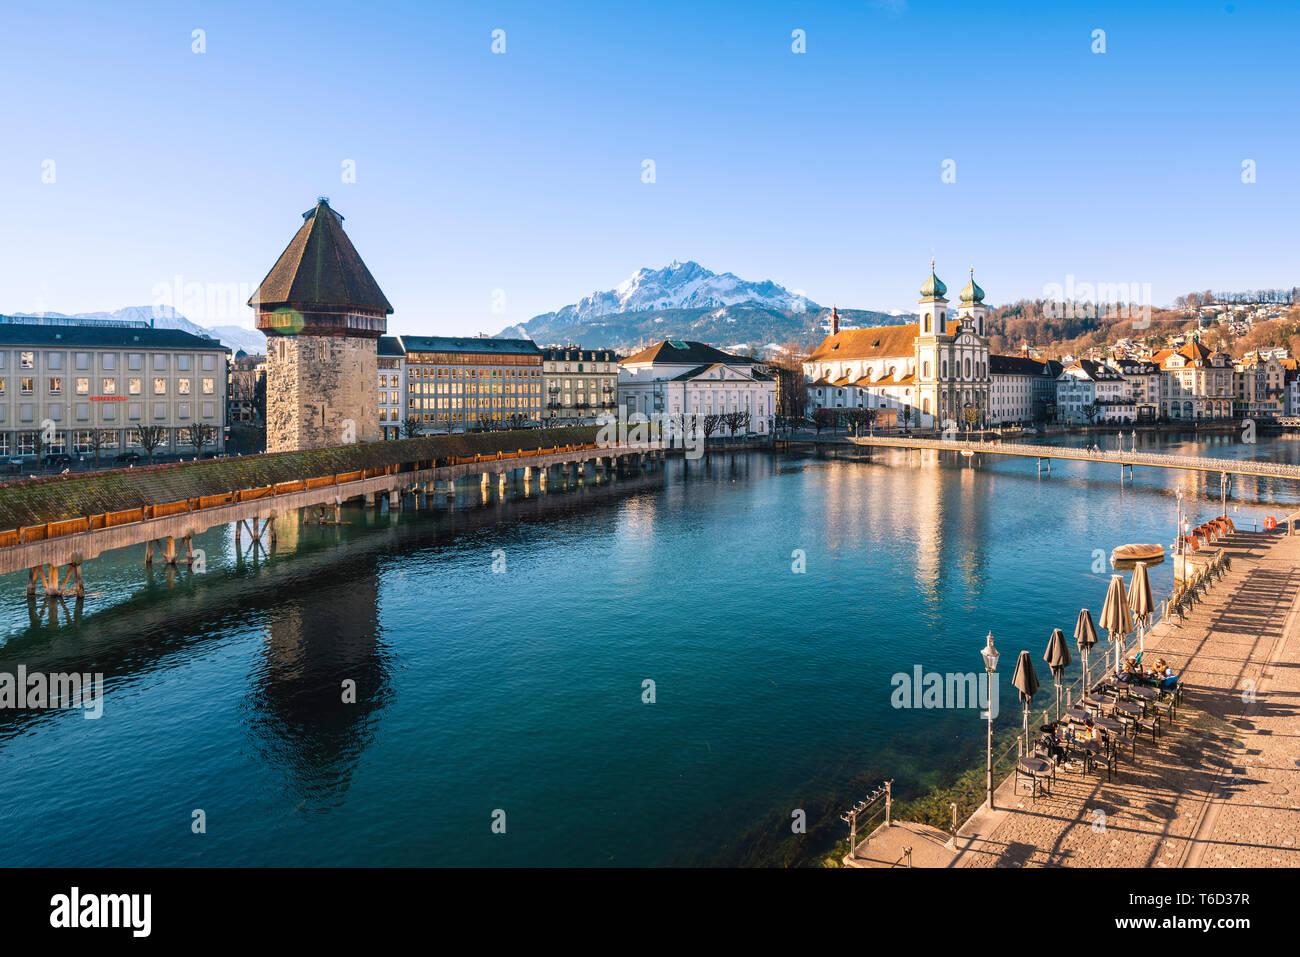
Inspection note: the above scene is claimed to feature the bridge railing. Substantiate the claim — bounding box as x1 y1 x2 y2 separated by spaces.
851 436 1300 478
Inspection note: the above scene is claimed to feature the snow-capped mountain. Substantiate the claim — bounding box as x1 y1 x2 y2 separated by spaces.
2 306 266 356
537 261 818 326
495 261 898 350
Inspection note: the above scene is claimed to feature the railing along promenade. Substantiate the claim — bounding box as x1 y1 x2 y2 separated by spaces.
848 435 1300 481
0 436 658 593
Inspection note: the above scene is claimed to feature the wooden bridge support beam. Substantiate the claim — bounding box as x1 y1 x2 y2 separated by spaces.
26 561 84 597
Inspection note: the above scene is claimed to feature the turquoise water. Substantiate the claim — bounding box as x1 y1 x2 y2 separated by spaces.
0 431 1296 866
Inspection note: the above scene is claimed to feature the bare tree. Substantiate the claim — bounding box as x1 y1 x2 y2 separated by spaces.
88 429 108 468
702 414 724 441
185 423 217 457
722 410 749 437
401 414 424 440
136 425 167 464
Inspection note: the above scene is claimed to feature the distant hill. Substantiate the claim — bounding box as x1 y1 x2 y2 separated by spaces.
2 306 266 356
496 260 901 351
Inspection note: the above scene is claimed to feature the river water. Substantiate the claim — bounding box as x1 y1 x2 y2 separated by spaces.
1 431 1296 866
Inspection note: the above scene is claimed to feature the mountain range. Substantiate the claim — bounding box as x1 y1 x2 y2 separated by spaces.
496 261 902 352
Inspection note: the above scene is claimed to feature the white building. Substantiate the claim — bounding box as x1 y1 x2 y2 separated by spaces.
804 266 992 429
1057 359 1133 423
618 340 774 434
377 335 406 439
1106 357 1161 421
988 354 1052 425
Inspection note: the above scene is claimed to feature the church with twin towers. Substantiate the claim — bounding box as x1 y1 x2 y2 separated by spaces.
804 264 993 430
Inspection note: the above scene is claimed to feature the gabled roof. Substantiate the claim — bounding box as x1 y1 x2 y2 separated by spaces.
621 340 751 366
249 199 393 314
670 362 759 383
1061 359 1123 381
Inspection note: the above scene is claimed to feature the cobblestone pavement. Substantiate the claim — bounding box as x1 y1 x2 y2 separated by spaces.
953 528 1300 868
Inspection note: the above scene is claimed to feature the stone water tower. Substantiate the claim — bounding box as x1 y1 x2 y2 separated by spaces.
250 198 393 452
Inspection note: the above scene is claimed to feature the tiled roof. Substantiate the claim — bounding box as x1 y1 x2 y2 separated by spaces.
620 340 751 366
989 354 1046 376
377 335 405 357
806 320 962 362
249 200 393 314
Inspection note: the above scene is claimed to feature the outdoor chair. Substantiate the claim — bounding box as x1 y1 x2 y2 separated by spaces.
1015 757 1052 803
1135 712 1161 746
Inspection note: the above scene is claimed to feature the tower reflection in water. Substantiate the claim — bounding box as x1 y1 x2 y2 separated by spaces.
244 516 393 807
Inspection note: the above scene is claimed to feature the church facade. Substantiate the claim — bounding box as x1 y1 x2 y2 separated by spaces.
804 266 991 430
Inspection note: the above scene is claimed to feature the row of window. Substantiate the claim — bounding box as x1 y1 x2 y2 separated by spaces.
407 363 541 378
406 397 538 411
4 351 219 372
0 427 216 454
2 402 218 423
0 376 216 396
408 382 541 396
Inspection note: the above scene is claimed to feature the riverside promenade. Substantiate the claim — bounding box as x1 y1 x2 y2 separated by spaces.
849 526 1300 868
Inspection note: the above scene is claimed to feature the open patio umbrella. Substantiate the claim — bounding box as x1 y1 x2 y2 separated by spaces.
1074 608 1099 694
1129 561 1155 654
1099 574 1134 674
1011 650 1040 755
1043 628 1072 721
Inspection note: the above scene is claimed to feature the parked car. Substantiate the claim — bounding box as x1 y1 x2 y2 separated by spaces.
114 452 142 464
5 456 24 473
41 453 74 467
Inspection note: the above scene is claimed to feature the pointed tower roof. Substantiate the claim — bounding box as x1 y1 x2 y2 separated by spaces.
919 261 947 302
249 198 393 314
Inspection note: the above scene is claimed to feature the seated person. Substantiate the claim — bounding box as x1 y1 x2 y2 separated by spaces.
1037 723 1067 765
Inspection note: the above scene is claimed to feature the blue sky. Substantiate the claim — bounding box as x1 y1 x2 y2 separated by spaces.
0 0 1296 336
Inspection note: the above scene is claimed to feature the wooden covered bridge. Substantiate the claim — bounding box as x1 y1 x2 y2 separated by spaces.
0 428 662 598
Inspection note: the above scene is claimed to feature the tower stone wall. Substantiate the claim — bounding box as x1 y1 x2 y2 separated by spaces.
266 335 380 452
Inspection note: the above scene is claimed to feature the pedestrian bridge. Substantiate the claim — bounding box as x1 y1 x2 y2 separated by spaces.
0 433 662 596
847 436 1300 481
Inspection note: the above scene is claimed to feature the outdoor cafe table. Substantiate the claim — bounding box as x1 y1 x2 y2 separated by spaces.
1064 706 1091 724
1128 684 1159 701
1083 693 1111 709
1018 755 1052 800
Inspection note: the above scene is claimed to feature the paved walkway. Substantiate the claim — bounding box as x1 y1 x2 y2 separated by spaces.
943 528 1300 868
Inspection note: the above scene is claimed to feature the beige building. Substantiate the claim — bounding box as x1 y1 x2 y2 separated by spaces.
400 336 542 432
1154 341 1234 420
542 346 618 426
0 319 228 459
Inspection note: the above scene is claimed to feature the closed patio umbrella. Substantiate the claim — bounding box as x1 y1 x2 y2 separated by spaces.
1043 628 1072 720
1099 574 1134 674
1074 608 1099 693
1129 561 1155 653
1011 650 1040 755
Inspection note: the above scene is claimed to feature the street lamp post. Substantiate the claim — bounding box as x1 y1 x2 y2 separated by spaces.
980 631 1000 811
